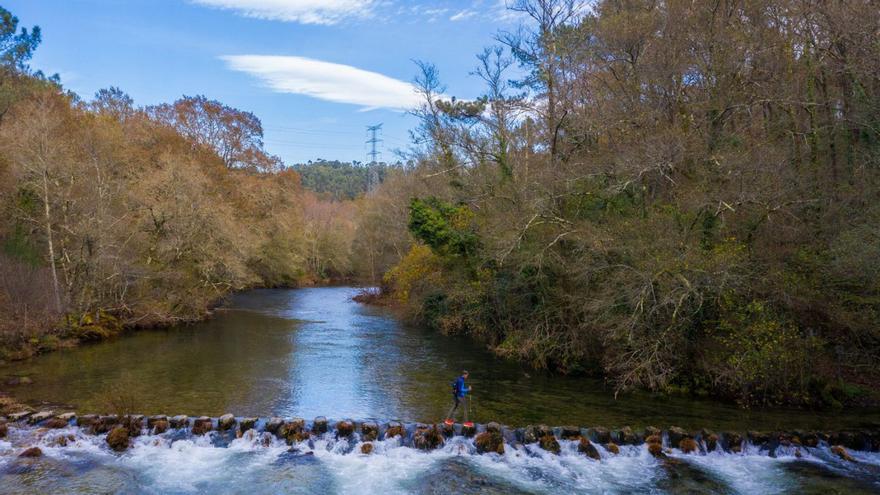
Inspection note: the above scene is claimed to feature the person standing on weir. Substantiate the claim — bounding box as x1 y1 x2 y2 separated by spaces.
445 370 472 426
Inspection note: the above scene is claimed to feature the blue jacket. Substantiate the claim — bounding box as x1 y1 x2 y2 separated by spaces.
453 376 470 398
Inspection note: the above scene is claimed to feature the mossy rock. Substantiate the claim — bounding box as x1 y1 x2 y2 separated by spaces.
831 445 856 462
124 415 144 436
588 427 611 444
361 442 374 455
312 417 329 434
704 433 719 452
559 425 581 440
280 419 306 441
67 310 123 342
475 431 504 455
578 437 601 460
413 425 444 451
106 426 130 452
648 442 665 458
217 414 235 431
539 434 561 454
361 422 379 441
679 438 698 454
91 415 119 435
605 442 620 455
723 432 743 453
385 422 405 439
191 417 212 435
667 426 689 447
238 417 258 432
152 420 169 434
45 417 69 429
643 426 662 439
48 434 75 447
335 420 354 438
19 446 42 458
615 426 638 445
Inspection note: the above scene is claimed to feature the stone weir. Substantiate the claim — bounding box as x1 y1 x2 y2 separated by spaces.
3 409 879 462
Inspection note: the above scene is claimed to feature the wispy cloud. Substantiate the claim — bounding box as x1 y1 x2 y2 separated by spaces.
190 0 376 25
449 9 478 22
221 55 422 111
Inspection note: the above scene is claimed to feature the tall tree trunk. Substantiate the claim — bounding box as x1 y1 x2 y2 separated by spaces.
42 169 61 313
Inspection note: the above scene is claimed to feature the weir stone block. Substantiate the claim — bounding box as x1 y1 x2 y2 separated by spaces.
239 417 258 432
643 426 661 440
667 426 690 447
475 430 504 454
461 423 476 438
45 417 70 429
218 414 235 431
92 415 119 434
265 417 283 434
701 430 719 452
747 431 770 448
9 411 32 422
723 432 743 453
192 416 213 435
147 415 167 427
77 414 98 427
56 412 76 422
361 421 379 441
539 433 561 454
170 415 188 428
385 421 405 439
588 427 611 444
559 425 581 440
152 420 169 434
126 415 145 434
501 427 517 445
28 410 54 425
335 420 354 438
312 417 328 434
440 421 454 437
412 424 444 451
578 437 600 460
615 426 638 445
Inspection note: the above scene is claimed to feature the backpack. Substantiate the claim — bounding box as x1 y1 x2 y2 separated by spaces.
451 377 462 396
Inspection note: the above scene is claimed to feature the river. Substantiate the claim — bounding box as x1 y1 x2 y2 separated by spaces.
0 287 878 493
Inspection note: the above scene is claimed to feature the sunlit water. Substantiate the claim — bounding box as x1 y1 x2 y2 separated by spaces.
1 287 879 493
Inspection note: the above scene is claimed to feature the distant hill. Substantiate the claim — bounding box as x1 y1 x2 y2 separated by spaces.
292 160 397 200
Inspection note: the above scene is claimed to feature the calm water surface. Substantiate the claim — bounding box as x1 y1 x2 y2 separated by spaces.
3 287 878 431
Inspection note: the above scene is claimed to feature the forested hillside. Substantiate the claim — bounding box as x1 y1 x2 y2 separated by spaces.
360 0 880 407
293 160 395 200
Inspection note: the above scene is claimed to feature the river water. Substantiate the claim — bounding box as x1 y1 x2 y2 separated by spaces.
0 287 878 493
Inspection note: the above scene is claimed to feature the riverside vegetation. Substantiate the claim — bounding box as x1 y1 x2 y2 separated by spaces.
0 7 367 359
358 0 880 409
2 1 880 411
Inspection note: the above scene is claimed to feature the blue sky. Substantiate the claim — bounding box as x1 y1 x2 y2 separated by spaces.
6 0 523 164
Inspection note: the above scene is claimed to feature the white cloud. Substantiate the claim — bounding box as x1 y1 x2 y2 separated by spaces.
221 55 422 111
190 0 376 25
450 9 477 21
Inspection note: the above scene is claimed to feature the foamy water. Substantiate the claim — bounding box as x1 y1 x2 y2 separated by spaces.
1 424 878 494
